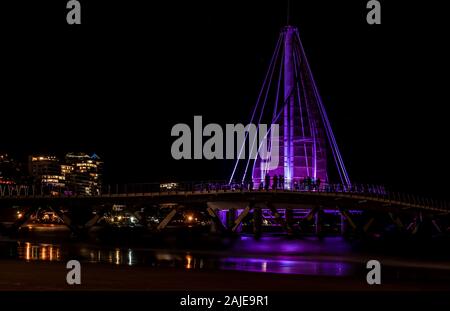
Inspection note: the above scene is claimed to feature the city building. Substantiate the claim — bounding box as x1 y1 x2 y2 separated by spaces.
0 153 22 185
28 155 65 193
64 153 103 196
7 153 103 196
28 155 60 177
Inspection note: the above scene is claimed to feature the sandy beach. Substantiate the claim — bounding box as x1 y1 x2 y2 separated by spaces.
1 260 449 291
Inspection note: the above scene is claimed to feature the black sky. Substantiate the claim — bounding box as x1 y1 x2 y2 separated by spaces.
1 1 449 198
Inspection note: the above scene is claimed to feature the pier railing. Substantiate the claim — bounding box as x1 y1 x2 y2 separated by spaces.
0 181 449 212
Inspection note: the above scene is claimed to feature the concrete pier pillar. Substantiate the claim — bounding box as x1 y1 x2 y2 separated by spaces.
340 213 348 235
207 207 226 234
253 208 262 238
226 208 236 231
315 210 322 236
285 208 294 236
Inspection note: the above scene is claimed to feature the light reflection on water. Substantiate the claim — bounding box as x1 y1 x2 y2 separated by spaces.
9 237 356 276
17 242 61 262
220 257 352 276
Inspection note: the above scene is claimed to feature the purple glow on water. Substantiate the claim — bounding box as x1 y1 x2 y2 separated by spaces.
235 236 352 255
220 257 353 276
211 236 357 275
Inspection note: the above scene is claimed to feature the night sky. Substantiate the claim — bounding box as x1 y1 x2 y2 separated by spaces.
1 1 449 198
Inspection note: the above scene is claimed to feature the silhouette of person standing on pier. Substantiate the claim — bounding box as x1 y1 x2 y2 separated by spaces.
272 175 278 190
264 174 270 190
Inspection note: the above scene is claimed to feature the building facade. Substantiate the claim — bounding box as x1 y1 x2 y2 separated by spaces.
28 153 103 196
64 153 103 196
28 155 65 194
0 154 24 185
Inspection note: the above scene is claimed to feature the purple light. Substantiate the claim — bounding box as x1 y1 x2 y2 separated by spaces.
220 256 354 276
230 25 351 188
